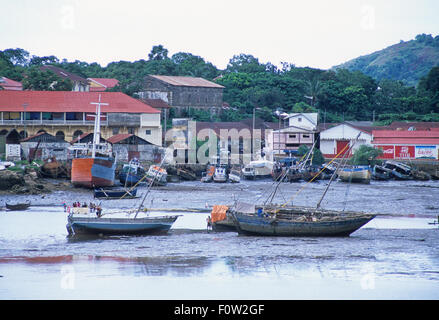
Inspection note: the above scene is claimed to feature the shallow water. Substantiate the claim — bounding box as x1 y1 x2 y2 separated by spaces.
0 179 438 299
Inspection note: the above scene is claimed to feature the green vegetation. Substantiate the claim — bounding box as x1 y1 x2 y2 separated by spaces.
1 35 439 124
334 34 439 87
349 145 383 166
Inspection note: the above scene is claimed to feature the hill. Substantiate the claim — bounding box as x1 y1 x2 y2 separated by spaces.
333 34 439 87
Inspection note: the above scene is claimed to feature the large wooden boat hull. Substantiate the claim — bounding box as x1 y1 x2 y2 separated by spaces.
338 167 371 184
94 188 137 199
66 215 180 236
232 211 375 237
71 157 116 188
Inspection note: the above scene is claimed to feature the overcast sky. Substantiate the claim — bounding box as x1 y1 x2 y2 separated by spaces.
1 0 438 70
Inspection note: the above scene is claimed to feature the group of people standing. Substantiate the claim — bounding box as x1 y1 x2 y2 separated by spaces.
63 201 102 217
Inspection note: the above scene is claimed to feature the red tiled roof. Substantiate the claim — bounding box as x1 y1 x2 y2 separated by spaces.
0 77 22 90
372 130 439 144
0 91 160 114
389 121 439 130
106 134 133 144
150 75 224 88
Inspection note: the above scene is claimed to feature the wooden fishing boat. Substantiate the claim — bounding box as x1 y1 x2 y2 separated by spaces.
229 203 375 237
372 165 392 181
40 157 67 178
210 205 237 232
213 166 228 183
66 210 180 236
201 165 215 183
382 161 412 180
337 166 371 184
228 170 241 183
6 201 31 211
242 160 274 180
119 159 146 186
94 187 138 199
145 165 167 186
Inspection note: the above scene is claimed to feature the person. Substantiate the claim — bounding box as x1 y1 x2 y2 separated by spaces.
96 206 102 218
62 202 67 212
206 216 212 231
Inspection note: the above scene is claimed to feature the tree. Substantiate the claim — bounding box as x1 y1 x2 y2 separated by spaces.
226 54 266 73
22 67 73 91
349 145 383 165
148 45 169 61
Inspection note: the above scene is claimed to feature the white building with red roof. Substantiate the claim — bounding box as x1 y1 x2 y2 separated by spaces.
0 91 162 146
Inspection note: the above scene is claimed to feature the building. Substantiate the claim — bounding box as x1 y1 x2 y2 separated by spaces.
136 75 224 117
319 122 376 158
372 130 439 160
88 78 119 92
20 132 70 161
267 113 318 157
40 65 90 92
107 133 164 162
0 77 22 91
0 91 162 146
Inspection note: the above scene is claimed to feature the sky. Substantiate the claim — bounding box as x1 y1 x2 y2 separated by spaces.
1 0 439 70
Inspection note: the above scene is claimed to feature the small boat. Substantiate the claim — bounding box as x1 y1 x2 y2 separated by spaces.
213 166 228 183
176 167 197 181
6 201 31 211
66 208 180 236
229 203 375 237
228 170 241 183
287 167 302 182
383 161 412 180
94 187 138 199
119 159 146 186
145 165 167 186
320 163 337 180
411 169 431 181
201 165 215 183
372 165 392 181
337 166 371 184
40 157 67 178
242 160 274 180
210 205 237 232
301 165 321 182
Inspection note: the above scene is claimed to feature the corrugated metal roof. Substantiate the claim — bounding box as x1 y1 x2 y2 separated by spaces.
0 91 160 114
150 75 224 88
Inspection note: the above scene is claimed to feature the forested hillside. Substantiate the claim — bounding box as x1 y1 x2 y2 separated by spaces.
333 34 439 87
1 43 438 124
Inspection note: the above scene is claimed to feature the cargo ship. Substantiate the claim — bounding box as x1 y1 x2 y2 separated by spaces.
69 95 116 188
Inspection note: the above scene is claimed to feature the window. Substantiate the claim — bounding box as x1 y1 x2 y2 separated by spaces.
303 134 310 138
289 134 296 139
298 117 302 122
112 127 120 135
55 131 65 141
127 127 135 134
145 129 151 135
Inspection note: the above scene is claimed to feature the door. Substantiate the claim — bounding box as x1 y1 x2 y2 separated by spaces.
336 140 350 157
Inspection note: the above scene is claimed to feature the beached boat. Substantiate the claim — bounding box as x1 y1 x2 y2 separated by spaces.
145 165 167 186
69 95 116 188
230 203 375 237
40 157 67 178
228 170 241 183
66 209 180 236
6 201 31 211
94 187 138 199
337 166 371 184
213 166 228 183
372 165 392 180
301 165 321 182
201 165 215 183
242 160 274 180
210 205 237 232
119 159 146 186
382 161 412 180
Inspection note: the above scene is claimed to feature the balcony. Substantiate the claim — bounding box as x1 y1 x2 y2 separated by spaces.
0 111 108 126
0 119 107 126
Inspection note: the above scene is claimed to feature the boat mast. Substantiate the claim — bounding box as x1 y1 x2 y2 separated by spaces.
90 94 108 158
315 132 361 210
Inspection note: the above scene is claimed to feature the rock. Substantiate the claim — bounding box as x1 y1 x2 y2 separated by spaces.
0 170 24 190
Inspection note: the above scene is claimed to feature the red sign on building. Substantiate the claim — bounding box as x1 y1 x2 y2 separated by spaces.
395 146 415 159
376 145 394 159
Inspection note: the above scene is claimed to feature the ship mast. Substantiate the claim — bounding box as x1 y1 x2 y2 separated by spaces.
90 94 108 158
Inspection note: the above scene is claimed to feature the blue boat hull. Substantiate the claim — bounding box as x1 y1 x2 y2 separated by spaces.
119 173 144 186
67 215 179 236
